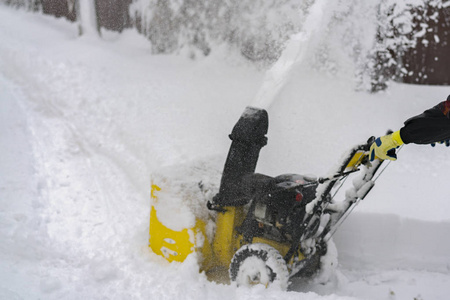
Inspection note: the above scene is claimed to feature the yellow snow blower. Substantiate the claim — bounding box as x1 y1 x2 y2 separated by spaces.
149 106 387 289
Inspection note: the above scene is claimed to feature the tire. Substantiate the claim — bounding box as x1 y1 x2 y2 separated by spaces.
229 243 289 290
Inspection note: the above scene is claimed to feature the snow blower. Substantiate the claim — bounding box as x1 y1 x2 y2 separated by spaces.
149 106 391 289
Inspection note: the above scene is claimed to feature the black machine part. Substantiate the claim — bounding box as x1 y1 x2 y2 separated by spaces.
211 106 269 207
235 172 321 244
248 174 318 226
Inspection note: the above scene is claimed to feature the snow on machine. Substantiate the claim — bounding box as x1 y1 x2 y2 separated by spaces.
149 106 390 290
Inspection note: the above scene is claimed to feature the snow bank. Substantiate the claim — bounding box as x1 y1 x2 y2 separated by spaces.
335 212 450 273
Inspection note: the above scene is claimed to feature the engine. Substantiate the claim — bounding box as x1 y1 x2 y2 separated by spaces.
245 173 319 242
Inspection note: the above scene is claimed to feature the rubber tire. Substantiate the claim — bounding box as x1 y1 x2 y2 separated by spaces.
229 243 289 290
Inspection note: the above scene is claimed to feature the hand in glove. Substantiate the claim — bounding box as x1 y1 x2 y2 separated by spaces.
370 130 404 161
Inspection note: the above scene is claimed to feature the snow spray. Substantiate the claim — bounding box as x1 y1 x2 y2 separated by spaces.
250 0 329 109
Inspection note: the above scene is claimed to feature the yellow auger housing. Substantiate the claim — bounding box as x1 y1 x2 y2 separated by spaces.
149 184 212 267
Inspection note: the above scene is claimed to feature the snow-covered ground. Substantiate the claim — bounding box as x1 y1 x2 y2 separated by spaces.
0 4 449 300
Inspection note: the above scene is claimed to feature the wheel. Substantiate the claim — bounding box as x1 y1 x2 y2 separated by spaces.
229 243 289 290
